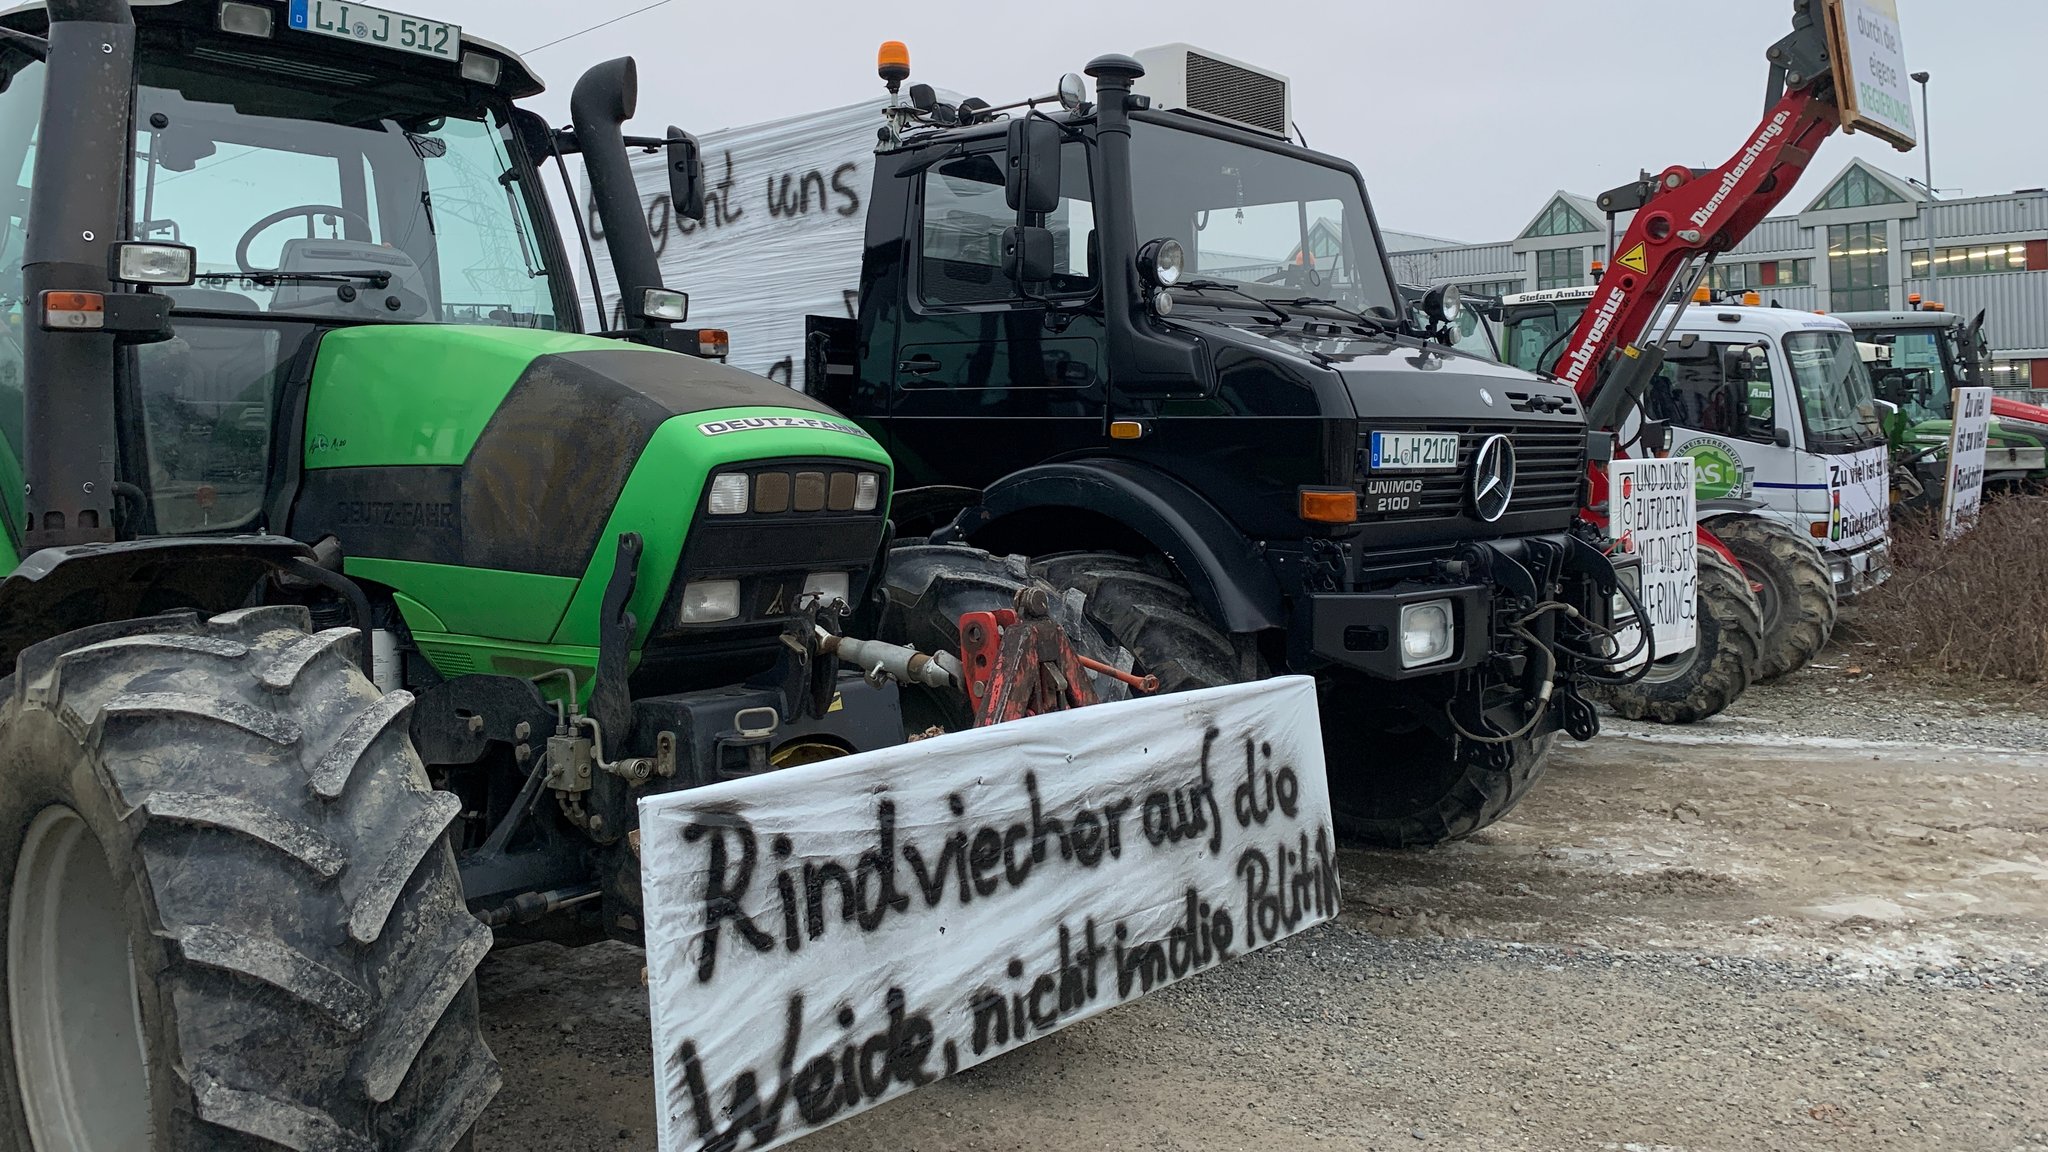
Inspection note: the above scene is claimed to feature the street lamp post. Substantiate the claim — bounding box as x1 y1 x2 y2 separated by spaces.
1913 70 1935 295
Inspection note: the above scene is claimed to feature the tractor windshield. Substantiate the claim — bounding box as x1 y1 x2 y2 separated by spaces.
1128 120 1393 315
1785 330 1881 447
1863 328 1957 422
132 59 563 328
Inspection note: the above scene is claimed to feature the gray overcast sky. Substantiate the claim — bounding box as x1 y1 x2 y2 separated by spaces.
413 0 2043 243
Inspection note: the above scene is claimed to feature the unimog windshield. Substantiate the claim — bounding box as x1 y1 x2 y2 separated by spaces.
1128 119 1394 316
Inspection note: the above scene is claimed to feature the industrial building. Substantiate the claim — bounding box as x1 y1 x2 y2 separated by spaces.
1388 159 2048 390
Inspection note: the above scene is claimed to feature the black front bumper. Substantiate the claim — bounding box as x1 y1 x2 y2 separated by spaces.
1302 532 1620 680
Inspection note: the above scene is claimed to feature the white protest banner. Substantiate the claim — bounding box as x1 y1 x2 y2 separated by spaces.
639 677 1336 1152
1609 457 1698 669
1942 386 1991 540
1823 0 1917 150
1827 444 1891 549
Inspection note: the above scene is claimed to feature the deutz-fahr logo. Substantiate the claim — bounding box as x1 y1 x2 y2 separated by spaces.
698 416 873 439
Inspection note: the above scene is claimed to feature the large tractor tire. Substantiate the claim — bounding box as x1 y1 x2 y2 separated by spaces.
877 545 1130 732
1028 551 1540 847
1710 515 1837 681
1593 546 1763 724
0 607 497 1152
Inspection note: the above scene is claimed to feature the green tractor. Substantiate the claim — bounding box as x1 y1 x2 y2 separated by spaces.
0 2 1112 1147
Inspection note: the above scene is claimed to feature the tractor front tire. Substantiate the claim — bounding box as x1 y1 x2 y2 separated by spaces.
0 607 496 1152
1711 515 1838 681
1593 546 1763 724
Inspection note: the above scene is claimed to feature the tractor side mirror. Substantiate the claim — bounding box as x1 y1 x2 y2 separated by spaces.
664 126 705 223
1002 225 1055 283
1004 117 1062 214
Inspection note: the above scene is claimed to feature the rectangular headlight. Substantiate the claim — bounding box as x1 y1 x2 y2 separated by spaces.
112 242 196 286
853 472 881 512
679 580 741 624
801 571 850 608
460 51 502 86
707 473 749 515
1398 599 1455 669
218 1 274 38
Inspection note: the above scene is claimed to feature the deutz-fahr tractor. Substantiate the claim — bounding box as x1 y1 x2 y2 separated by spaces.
0 2 1118 1148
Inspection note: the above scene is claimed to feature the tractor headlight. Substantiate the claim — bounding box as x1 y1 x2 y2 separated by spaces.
679 580 741 624
801 571 851 608
707 473 750 515
1398 600 1455 669
854 472 882 512
112 242 197 286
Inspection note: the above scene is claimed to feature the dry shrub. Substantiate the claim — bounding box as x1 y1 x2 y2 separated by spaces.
1849 494 2048 682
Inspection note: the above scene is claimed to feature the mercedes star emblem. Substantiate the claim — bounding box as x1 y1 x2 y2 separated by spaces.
1469 434 1517 522
1480 388 1494 407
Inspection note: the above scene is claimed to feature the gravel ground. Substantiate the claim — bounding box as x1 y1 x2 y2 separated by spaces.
475 639 2048 1151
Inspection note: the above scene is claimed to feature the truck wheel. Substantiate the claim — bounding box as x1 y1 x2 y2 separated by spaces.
1316 685 1556 846
0 607 497 1152
1592 546 1762 723
1709 516 1837 681
1027 552 1245 691
878 545 1130 731
1031 553 1527 846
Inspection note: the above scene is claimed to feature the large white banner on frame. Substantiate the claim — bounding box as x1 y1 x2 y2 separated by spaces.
639 677 1336 1152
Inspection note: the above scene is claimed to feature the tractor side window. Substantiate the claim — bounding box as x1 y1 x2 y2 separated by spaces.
0 54 42 552
918 143 1094 307
1646 340 1778 444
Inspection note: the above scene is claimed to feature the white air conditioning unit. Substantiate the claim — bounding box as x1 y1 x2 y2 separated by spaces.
1130 44 1292 139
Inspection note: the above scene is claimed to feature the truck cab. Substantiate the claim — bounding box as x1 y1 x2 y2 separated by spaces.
801 45 1629 846
1836 308 2048 487
1501 287 1891 596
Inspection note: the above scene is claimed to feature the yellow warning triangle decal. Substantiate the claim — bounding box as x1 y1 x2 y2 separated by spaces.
1617 242 1648 274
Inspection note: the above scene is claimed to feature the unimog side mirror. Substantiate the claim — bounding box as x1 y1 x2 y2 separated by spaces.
664 125 705 223
1004 117 1062 214
1002 225 1055 283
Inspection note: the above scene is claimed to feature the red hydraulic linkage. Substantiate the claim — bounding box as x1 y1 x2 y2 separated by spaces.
956 585 1157 726
1549 3 1846 566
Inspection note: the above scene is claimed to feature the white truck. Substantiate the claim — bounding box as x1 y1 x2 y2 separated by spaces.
1494 286 1891 680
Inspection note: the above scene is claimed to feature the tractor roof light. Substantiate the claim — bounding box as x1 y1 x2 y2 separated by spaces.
461 52 502 86
696 328 729 358
218 1 273 38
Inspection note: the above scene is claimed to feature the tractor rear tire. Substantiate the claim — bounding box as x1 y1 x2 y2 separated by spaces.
1711 515 1837 681
877 545 1130 732
0 607 496 1152
1593 546 1763 724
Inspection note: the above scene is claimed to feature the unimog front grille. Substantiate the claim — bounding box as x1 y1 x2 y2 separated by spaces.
1357 426 1584 523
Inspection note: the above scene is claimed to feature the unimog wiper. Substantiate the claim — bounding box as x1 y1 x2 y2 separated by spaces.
195 268 397 290
1283 296 1397 335
1176 280 1291 325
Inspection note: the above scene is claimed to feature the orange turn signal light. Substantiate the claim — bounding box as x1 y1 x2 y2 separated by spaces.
1810 521 1830 538
697 328 730 358
41 290 105 330
1299 488 1358 524
1109 420 1145 440
1692 285 1712 303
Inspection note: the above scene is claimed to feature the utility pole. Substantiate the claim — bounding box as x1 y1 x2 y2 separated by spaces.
1913 70 1936 294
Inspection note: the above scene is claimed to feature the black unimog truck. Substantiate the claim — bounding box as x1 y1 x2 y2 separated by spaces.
804 47 1638 845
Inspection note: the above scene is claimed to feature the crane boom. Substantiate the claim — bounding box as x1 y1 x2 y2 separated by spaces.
1551 2 1848 434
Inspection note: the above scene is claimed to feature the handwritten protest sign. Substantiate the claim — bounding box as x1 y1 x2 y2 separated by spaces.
638 677 1335 1152
1942 386 1990 540
1609 457 1698 669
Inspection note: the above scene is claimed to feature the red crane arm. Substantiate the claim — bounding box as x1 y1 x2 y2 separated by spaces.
1549 85 1840 408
